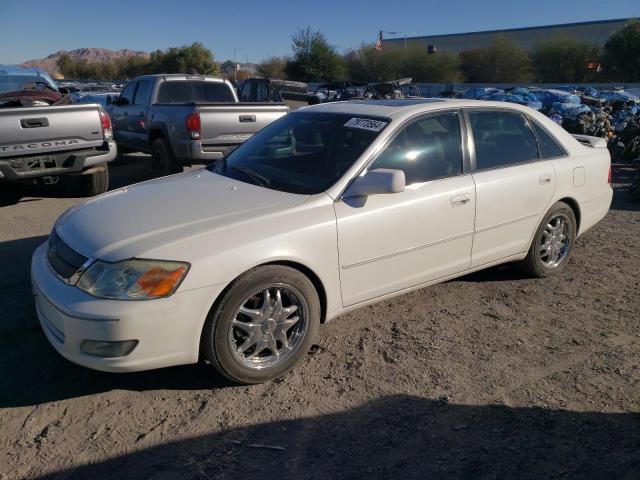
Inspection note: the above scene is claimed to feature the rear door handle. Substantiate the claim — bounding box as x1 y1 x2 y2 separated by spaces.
451 193 470 207
539 174 552 184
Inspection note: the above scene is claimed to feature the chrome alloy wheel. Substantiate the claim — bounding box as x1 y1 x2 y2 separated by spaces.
540 213 571 268
228 285 308 369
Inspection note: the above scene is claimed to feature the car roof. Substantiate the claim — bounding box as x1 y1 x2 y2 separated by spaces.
300 98 537 120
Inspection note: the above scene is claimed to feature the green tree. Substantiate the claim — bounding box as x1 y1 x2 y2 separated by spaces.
602 21 640 82
257 56 288 79
56 53 75 78
532 36 600 83
345 45 461 83
285 27 345 82
150 42 218 75
460 36 532 83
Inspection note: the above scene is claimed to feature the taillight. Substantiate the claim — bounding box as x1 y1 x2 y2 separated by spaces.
185 112 201 140
98 109 113 141
608 164 612 184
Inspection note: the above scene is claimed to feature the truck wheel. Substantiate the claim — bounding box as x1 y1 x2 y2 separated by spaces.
83 167 109 196
152 139 183 177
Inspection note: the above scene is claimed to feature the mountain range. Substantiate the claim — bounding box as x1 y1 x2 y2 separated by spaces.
20 48 150 76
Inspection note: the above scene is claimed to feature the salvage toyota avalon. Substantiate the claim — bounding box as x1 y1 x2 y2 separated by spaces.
32 99 613 384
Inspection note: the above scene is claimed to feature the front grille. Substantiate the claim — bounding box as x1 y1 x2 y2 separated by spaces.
48 230 88 282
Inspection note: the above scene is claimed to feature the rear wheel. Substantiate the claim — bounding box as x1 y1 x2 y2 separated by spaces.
82 166 109 196
202 265 320 384
151 139 182 177
519 201 576 277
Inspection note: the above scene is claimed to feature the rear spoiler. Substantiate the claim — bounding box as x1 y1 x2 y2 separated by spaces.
572 134 608 148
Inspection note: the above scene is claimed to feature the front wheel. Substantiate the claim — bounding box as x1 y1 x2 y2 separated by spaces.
519 201 577 277
202 265 320 384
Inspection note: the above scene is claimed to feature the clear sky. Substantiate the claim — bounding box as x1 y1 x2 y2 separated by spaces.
0 0 638 64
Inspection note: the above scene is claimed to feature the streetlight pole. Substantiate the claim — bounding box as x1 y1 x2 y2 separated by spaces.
233 47 246 83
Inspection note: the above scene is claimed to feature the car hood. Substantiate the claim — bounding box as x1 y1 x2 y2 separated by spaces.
55 169 310 262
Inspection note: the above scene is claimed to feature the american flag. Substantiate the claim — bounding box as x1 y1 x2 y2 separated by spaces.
375 31 383 51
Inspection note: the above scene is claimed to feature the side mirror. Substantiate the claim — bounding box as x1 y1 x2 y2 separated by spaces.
344 168 405 198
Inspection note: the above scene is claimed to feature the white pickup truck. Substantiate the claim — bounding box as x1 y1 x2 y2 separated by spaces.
0 66 117 196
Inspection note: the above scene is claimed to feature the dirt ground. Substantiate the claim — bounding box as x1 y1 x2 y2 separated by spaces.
0 157 638 480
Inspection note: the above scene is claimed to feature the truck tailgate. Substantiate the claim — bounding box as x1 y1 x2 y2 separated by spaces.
0 104 105 159
198 103 289 147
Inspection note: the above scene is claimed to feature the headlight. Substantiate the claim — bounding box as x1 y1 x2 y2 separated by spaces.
76 259 189 300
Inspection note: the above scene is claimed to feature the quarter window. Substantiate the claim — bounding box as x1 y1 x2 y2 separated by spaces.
370 112 464 185
530 120 567 159
469 111 539 170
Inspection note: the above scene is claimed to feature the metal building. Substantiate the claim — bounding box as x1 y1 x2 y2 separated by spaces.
381 18 635 53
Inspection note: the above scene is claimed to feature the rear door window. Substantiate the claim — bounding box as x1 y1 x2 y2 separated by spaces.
469 110 540 170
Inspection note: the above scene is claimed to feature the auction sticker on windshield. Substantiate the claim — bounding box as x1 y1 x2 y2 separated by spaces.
344 118 388 132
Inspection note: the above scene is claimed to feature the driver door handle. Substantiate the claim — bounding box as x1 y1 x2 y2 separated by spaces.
451 193 470 207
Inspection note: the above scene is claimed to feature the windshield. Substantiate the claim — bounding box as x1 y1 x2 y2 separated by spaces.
208 112 390 194
0 74 57 94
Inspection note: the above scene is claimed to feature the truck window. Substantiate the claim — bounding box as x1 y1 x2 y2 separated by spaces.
191 82 236 102
133 80 152 105
157 82 190 103
119 82 137 106
157 81 235 103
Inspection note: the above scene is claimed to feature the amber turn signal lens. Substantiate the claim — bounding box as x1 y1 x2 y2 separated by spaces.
136 266 188 297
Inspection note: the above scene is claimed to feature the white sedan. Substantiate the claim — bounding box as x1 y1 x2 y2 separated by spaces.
32 99 613 384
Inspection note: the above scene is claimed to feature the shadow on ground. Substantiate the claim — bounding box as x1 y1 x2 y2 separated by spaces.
611 163 640 212
0 154 156 207
33 394 640 480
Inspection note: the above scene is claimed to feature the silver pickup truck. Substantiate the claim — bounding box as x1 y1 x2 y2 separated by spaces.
0 66 117 196
107 74 289 176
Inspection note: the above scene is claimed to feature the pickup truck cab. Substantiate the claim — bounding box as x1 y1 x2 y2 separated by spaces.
108 74 289 176
0 65 117 196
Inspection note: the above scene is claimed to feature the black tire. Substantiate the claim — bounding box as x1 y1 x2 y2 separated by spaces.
151 139 183 177
83 167 109 196
202 265 321 384
519 201 577 278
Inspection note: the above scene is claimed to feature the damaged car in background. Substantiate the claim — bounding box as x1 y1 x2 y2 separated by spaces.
0 65 116 195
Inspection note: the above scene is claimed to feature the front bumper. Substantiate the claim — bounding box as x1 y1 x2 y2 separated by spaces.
0 140 117 182
31 242 225 372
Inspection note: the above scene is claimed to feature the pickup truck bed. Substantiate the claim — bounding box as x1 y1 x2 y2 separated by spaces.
161 102 290 161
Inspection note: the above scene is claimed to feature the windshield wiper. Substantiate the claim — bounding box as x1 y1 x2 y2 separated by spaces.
230 165 270 187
